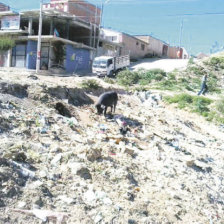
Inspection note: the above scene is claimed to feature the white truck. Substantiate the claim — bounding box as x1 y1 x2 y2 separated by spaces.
92 55 130 77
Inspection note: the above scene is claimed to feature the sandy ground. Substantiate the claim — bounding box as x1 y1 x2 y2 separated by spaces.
131 58 189 72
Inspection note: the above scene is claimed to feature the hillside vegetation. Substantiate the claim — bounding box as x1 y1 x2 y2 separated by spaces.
110 53 224 125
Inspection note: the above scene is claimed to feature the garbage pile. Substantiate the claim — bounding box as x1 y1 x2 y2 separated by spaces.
0 71 224 224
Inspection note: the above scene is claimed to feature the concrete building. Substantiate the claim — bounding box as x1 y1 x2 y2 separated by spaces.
168 46 180 59
135 35 169 58
99 28 148 60
43 0 101 25
97 29 122 57
0 0 101 74
136 35 189 59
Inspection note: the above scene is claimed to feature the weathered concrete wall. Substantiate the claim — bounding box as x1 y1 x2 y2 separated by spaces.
0 51 8 67
97 43 121 57
135 35 165 57
148 36 164 57
168 46 179 59
121 34 148 60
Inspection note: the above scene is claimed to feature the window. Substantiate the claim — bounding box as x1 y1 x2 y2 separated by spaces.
107 59 113 66
40 44 49 70
136 42 139 46
112 36 117 41
11 44 26 68
141 44 145 51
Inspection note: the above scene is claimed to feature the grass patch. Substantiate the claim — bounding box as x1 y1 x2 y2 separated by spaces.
216 97 224 114
116 68 166 87
133 85 149 92
116 69 140 86
164 93 224 124
164 93 213 115
104 77 115 84
81 79 101 90
206 56 224 70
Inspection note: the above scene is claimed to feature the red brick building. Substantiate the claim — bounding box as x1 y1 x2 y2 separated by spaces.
0 2 10 12
43 0 101 25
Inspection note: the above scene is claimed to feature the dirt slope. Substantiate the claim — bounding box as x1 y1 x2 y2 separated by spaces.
0 68 223 224
131 59 189 72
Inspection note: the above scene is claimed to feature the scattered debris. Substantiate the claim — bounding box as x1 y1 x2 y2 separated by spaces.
0 70 223 224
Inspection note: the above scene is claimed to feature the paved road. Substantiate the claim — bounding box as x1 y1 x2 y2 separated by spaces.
131 58 189 72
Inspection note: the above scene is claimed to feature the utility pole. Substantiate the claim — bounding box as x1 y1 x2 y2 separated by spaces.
96 0 110 55
36 0 43 73
101 0 110 27
177 19 183 59
179 19 183 47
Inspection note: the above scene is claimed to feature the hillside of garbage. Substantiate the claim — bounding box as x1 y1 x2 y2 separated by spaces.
0 56 224 224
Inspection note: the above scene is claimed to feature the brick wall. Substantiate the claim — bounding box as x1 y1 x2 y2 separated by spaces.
43 0 100 25
0 3 10 12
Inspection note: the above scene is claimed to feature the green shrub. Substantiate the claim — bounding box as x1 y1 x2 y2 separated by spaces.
133 85 149 92
154 74 164 81
158 79 178 91
207 56 224 70
81 79 101 89
165 94 224 124
186 66 204 76
139 69 166 82
192 97 212 115
188 57 194 65
139 79 151 86
0 37 15 51
116 70 140 86
164 93 193 109
216 97 224 114
167 73 176 80
104 77 115 84
164 94 212 112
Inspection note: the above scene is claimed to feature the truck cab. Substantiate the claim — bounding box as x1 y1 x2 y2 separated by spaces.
92 56 114 77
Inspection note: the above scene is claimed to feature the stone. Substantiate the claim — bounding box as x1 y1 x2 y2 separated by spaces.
86 148 102 162
76 167 92 180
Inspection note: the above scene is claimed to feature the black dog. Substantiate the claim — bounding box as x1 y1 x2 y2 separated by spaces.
96 91 118 115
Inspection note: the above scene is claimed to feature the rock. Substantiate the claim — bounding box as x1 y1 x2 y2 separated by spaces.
94 213 103 223
84 190 97 206
186 160 212 173
0 199 5 207
17 201 26 208
51 153 62 165
86 148 102 162
76 167 92 180
57 195 75 204
33 196 44 207
128 219 137 224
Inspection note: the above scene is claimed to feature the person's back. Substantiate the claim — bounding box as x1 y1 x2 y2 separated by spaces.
198 74 208 95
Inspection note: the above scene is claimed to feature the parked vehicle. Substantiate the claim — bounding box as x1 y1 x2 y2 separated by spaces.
92 55 130 77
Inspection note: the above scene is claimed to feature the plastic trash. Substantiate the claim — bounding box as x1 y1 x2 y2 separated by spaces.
98 124 108 133
10 161 35 179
